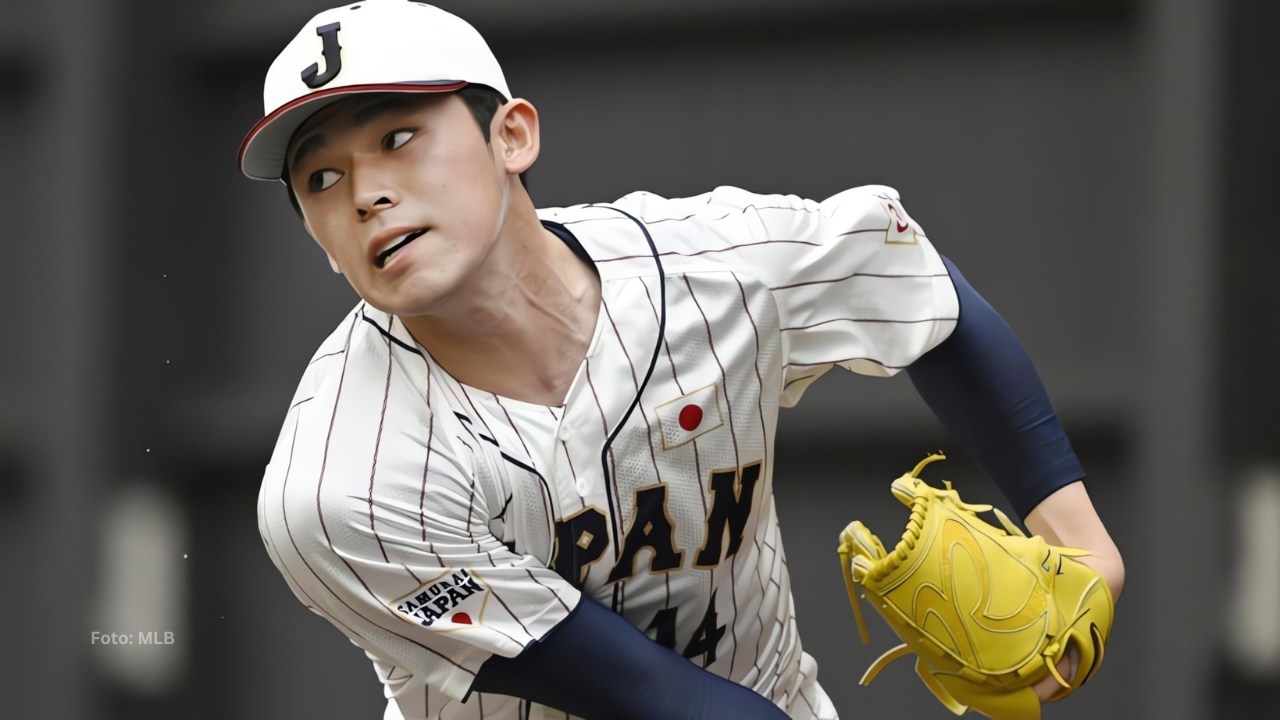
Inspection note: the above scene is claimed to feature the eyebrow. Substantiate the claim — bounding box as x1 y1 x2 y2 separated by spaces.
289 134 327 176
289 95 424 176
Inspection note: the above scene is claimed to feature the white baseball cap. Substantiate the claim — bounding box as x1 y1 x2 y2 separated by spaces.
238 0 511 181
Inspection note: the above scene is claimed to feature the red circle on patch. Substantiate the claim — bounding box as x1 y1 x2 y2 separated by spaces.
678 405 703 431
451 612 472 625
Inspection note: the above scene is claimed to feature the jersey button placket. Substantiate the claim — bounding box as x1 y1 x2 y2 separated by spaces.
558 420 589 496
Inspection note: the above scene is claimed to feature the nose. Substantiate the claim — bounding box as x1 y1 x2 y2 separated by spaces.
356 195 395 220
351 156 398 220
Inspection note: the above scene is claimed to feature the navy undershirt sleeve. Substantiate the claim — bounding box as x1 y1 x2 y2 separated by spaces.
470 596 787 719
906 256 1086 518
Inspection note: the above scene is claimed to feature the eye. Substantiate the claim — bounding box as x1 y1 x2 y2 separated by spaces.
382 129 414 151
307 169 343 193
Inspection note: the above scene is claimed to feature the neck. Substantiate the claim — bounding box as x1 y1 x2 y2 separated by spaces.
400 201 600 406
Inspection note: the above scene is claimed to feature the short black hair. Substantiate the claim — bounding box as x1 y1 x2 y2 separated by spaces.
282 84 527 218
455 84 530 191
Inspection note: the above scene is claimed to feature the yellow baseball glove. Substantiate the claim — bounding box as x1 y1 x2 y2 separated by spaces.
837 453 1113 719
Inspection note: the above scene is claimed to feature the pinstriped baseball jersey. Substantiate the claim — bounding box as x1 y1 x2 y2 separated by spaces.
257 184 959 719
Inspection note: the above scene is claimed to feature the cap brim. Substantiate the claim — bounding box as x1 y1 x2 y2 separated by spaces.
237 80 468 181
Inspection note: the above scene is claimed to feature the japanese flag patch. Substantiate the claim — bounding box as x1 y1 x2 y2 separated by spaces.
878 194 921 245
656 383 723 450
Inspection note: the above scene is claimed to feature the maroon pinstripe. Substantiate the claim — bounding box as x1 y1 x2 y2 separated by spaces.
369 334 395 564
770 270 949 292
286 314 474 676
683 273 742 676
732 273 773 675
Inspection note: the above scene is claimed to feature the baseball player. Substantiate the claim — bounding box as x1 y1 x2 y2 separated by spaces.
241 2 1124 718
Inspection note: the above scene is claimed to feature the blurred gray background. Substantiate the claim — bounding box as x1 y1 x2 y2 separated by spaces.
3 0 1277 717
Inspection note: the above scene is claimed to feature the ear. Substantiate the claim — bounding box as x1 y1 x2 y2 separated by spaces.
491 99 540 176
301 216 343 275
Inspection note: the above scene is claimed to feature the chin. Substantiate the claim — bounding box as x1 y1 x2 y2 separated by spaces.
361 293 430 317
364 281 455 318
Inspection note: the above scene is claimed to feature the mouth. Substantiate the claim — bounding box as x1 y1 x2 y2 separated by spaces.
374 228 429 269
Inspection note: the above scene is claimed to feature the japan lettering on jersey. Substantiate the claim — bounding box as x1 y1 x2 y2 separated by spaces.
257 185 959 720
